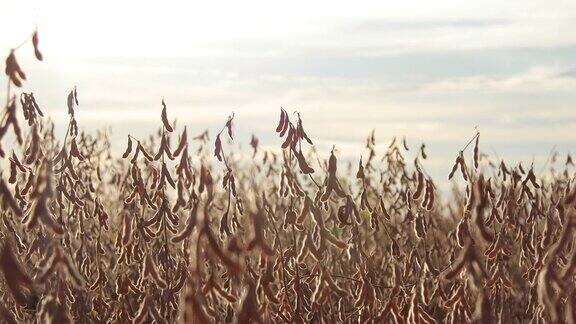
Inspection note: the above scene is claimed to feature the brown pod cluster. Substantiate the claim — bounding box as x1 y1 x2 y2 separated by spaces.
0 39 574 324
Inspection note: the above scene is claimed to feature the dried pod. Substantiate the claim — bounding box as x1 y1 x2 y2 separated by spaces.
161 99 173 132
32 30 43 61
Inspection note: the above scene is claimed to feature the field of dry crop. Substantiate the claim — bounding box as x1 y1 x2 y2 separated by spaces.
1 31 576 324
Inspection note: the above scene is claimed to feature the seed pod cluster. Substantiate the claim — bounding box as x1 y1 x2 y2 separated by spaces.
0 40 574 323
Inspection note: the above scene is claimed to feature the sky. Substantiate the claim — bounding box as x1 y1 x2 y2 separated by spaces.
1 0 575 186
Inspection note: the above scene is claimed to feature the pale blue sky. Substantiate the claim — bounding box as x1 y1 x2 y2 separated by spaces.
1 0 575 186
